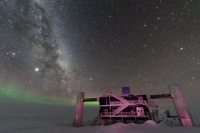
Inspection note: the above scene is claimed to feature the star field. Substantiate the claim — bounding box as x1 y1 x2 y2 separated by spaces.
0 0 200 107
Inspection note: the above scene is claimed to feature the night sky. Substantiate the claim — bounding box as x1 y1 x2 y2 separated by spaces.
0 0 200 112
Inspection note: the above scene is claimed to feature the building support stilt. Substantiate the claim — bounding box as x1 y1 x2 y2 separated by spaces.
169 84 194 127
75 92 84 127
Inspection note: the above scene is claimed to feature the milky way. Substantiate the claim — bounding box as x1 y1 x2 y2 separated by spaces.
1 0 77 99
14 0 67 84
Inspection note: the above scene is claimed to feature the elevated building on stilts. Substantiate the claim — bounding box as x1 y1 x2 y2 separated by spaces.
74 84 195 127
99 88 159 124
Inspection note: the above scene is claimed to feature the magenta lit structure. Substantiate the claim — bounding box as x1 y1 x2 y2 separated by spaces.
74 84 194 127
168 84 194 127
75 92 84 127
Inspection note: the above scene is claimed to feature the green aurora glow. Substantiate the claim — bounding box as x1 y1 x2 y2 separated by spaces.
0 82 99 106
0 83 71 105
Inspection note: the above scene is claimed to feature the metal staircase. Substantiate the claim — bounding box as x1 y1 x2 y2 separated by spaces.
106 93 130 116
107 93 129 103
112 104 128 115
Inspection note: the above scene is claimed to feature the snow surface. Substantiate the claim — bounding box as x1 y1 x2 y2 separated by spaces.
0 119 199 133
0 102 199 133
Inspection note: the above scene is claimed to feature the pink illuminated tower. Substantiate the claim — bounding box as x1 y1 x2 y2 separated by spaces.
169 84 194 127
75 92 84 127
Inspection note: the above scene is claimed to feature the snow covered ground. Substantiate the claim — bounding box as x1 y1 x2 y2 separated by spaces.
0 119 200 133
0 101 199 133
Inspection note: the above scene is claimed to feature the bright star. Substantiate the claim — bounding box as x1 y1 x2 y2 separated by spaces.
35 68 39 72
